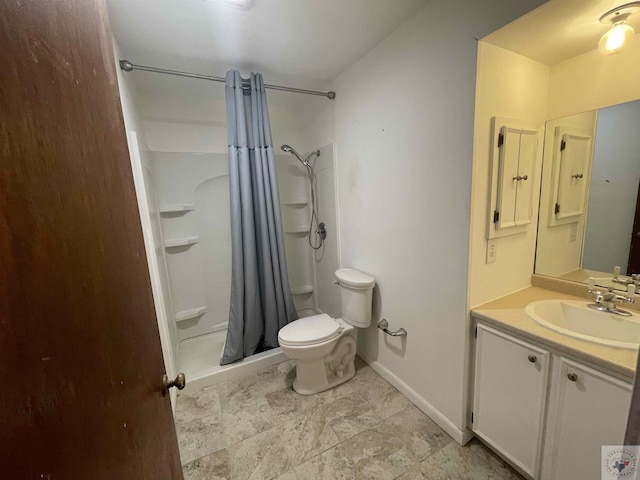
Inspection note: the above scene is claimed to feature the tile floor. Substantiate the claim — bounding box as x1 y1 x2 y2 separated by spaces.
175 358 524 480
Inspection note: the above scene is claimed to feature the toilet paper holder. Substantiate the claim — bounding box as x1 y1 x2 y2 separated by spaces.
377 319 407 337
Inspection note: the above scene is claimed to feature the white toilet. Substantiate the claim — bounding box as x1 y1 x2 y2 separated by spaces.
278 268 375 395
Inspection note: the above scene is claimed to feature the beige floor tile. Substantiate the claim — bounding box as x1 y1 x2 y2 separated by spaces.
397 441 523 480
294 444 357 480
281 409 340 463
177 414 227 465
352 366 411 419
341 417 420 480
182 449 230 480
218 374 275 444
179 359 523 480
385 405 453 460
255 360 296 395
319 393 381 441
228 424 293 480
175 386 221 425
265 385 322 424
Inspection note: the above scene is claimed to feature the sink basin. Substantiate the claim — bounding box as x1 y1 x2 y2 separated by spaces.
525 300 640 350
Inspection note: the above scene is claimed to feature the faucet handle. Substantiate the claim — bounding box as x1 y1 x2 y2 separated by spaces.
587 277 601 294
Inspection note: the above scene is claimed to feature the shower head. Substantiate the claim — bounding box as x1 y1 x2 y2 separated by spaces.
281 144 309 166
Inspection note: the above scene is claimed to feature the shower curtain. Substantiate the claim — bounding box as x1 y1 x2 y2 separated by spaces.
221 70 298 365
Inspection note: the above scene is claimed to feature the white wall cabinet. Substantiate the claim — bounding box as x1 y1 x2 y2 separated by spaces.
548 127 593 227
545 358 632 480
488 117 539 238
473 324 550 478
472 322 632 480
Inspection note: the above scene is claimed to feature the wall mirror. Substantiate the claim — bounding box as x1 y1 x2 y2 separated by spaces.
535 99 640 290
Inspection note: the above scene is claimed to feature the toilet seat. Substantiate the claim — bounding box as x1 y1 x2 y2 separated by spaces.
278 314 343 347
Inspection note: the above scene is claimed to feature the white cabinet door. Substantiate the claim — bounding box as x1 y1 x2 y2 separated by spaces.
496 126 522 229
556 132 592 219
514 129 537 226
473 325 550 478
549 358 632 480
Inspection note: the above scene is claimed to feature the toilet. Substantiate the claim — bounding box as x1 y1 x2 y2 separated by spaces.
278 268 375 395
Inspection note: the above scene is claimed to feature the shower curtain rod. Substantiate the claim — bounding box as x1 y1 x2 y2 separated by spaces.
119 60 336 100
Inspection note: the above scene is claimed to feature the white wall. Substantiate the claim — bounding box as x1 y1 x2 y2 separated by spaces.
547 38 640 120
583 100 640 272
333 0 545 438
468 42 549 307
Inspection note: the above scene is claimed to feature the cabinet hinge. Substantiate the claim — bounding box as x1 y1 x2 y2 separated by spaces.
493 210 500 223
555 203 560 214
474 327 478 338
497 133 504 148
560 140 566 151
471 412 474 423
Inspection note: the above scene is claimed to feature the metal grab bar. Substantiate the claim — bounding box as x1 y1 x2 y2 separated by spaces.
377 319 407 337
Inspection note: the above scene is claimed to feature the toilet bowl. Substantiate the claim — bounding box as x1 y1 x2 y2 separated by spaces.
278 268 375 395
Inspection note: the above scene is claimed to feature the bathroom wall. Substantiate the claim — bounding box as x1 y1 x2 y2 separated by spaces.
535 111 597 277
468 42 550 308
547 39 640 120
333 0 546 439
582 100 640 272
112 39 179 399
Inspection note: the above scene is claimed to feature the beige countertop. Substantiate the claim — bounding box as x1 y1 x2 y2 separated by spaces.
471 286 639 382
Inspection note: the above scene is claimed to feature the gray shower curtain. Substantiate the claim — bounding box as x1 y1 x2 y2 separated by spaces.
221 70 298 365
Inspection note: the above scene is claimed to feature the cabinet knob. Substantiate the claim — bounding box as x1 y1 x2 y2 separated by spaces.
527 354 537 363
567 373 578 382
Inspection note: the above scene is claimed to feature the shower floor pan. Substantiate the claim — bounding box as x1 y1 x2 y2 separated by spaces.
177 330 286 394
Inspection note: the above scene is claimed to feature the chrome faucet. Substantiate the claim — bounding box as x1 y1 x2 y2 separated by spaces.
610 266 640 286
587 278 635 317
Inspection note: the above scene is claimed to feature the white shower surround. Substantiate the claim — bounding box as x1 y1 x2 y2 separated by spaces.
144 142 339 391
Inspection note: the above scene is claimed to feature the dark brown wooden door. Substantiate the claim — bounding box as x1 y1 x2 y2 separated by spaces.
0 1 183 478
628 179 640 275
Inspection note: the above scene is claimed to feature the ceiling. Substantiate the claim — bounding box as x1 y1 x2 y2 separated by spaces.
483 0 640 66
107 0 428 87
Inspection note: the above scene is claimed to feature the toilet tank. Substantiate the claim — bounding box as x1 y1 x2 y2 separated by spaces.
335 268 376 328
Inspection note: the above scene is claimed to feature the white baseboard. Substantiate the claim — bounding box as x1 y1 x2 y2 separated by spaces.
358 353 474 446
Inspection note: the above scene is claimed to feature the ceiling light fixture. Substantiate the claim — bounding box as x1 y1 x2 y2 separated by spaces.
599 2 640 55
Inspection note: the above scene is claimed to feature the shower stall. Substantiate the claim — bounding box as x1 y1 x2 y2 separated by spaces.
149 145 338 392
117 58 340 393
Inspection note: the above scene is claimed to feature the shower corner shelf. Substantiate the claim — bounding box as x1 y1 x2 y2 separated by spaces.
160 203 195 213
291 285 314 295
285 226 309 234
175 306 207 322
281 198 308 206
164 237 199 248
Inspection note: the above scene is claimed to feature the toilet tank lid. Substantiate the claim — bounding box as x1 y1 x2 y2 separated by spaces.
335 268 375 289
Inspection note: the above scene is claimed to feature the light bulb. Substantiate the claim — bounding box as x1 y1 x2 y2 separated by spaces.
599 23 635 54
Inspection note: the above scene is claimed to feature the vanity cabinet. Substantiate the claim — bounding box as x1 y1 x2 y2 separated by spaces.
473 324 550 478
472 321 633 480
545 358 632 480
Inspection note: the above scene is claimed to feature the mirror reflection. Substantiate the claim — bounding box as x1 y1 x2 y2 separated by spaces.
535 99 640 290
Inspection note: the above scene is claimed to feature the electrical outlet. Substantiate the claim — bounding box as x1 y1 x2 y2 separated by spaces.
486 239 497 264
570 223 578 242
